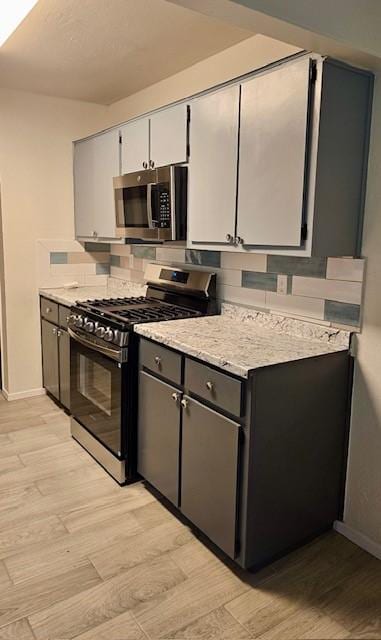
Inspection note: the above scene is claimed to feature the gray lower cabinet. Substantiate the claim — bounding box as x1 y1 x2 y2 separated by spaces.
181 396 240 558
40 297 71 411
138 337 352 570
138 371 181 506
41 319 60 401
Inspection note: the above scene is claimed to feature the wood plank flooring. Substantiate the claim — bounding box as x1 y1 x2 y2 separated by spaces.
0 394 380 639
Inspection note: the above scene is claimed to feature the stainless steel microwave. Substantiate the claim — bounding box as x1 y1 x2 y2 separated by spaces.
113 165 187 241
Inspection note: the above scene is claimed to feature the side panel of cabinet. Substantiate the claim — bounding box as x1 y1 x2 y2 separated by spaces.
237 57 312 247
188 86 239 244
92 130 121 238
59 329 70 411
138 371 180 506
120 119 149 174
150 104 189 168
41 319 59 401
181 396 240 558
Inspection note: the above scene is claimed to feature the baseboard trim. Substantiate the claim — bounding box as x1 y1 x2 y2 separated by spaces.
2 387 46 401
334 520 381 561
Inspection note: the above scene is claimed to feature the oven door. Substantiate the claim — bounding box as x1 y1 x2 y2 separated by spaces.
69 329 125 458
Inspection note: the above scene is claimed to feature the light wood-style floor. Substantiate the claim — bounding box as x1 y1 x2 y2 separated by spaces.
0 394 380 639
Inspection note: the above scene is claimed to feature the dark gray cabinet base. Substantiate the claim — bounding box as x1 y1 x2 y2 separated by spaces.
40 297 71 411
138 337 351 571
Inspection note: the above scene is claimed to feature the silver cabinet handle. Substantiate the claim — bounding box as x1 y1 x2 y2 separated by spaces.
171 392 181 403
57 330 62 337
149 160 155 168
181 398 189 409
205 381 214 391
143 161 148 169
154 356 161 366
46 307 51 314
66 315 70 323
235 236 244 245
226 234 233 242
52 327 57 335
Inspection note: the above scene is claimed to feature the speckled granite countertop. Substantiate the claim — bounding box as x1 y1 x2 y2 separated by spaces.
134 304 350 379
39 280 146 306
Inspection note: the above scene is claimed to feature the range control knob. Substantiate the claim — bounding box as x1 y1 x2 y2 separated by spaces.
95 326 106 338
76 316 84 328
85 321 94 333
68 314 77 324
104 328 114 342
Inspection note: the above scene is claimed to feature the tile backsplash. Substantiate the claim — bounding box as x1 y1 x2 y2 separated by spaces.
38 240 365 332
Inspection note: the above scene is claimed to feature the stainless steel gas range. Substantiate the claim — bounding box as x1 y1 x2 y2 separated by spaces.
68 264 217 484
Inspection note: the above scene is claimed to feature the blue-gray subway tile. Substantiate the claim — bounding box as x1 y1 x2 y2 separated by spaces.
50 252 68 264
324 300 361 327
83 242 111 252
242 271 278 292
96 263 111 275
132 246 156 259
185 249 221 268
110 255 121 267
267 256 327 278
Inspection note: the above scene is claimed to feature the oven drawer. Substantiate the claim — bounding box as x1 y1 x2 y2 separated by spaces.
40 297 59 324
185 359 243 418
59 305 71 329
140 339 182 385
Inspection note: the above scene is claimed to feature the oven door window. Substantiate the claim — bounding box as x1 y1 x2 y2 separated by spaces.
70 339 123 457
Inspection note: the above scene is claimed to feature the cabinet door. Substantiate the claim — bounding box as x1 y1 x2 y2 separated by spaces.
181 396 240 558
58 329 70 411
92 129 121 238
120 119 149 174
138 371 181 506
74 137 95 238
74 129 120 239
237 57 312 246
150 104 188 168
188 86 239 244
41 319 59 401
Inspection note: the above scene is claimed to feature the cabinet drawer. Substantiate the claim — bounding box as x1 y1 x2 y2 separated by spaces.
59 305 71 329
185 359 243 417
40 297 59 324
140 339 182 385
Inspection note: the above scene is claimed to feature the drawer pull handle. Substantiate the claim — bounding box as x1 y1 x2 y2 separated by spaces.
205 381 214 391
171 392 181 403
154 356 161 367
180 398 189 409
46 307 51 314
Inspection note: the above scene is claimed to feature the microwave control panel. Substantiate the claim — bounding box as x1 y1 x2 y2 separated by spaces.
153 187 171 228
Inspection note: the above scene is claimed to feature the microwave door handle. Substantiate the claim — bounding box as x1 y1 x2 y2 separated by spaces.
147 183 154 229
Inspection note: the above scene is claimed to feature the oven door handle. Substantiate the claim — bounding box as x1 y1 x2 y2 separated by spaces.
68 328 122 361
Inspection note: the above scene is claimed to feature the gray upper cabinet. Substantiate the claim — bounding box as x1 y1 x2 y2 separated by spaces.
237 57 312 247
188 85 239 244
74 129 120 240
150 104 189 168
120 103 189 174
120 119 149 174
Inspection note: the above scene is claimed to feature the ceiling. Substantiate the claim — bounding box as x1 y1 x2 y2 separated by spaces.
0 0 252 105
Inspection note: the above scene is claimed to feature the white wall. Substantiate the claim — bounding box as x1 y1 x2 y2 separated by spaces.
107 34 300 125
343 76 381 545
0 88 107 398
